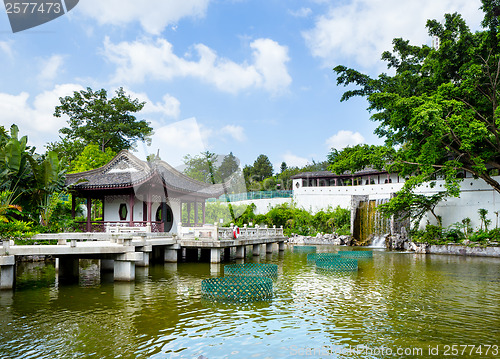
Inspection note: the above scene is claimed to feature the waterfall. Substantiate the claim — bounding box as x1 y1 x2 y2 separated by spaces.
353 198 390 247
368 235 386 248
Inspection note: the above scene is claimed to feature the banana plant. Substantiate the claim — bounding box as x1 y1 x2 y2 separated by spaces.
0 124 34 193
28 151 67 227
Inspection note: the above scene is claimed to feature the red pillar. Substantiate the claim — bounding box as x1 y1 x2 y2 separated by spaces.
202 201 206 224
129 193 134 226
147 193 152 225
194 201 198 225
86 197 92 232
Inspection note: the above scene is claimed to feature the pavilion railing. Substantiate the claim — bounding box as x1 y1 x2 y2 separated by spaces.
75 221 163 233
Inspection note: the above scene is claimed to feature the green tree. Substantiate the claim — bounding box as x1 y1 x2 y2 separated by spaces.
46 137 85 165
243 164 254 189
280 161 287 173
252 154 273 181
328 144 393 174
378 177 448 228
54 87 153 158
333 2 500 217
183 151 218 183
216 152 240 181
70 143 116 173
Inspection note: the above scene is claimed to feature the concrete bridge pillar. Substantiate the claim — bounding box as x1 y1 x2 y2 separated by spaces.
266 243 273 253
236 245 245 259
114 260 135 281
210 248 221 263
0 255 15 290
252 244 260 256
278 242 285 251
113 252 140 281
137 252 150 267
137 245 152 267
164 248 178 263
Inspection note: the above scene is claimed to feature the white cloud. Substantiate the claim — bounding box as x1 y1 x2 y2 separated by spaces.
139 117 210 167
325 130 365 150
283 151 310 168
37 55 65 84
122 88 181 119
220 125 246 142
0 41 14 59
288 8 312 18
140 118 248 166
78 0 210 35
303 0 483 70
0 84 84 150
103 37 291 95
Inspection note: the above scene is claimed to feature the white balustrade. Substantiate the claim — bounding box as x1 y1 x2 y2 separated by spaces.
178 223 284 240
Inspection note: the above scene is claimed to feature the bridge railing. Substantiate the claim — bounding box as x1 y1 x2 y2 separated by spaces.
217 226 284 239
176 223 284 240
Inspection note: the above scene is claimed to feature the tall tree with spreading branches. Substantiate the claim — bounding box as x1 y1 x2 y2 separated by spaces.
333 1 500 209
53 87 153 161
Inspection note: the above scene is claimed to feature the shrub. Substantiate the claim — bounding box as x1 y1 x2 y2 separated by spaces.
411 224 443 244
0 220 38 241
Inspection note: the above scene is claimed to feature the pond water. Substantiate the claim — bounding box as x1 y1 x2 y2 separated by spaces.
1 247 499 358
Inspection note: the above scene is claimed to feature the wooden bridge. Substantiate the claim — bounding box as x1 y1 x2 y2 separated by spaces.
0 225 287 289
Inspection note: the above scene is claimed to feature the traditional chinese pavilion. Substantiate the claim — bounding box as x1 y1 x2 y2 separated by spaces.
66 150 226 233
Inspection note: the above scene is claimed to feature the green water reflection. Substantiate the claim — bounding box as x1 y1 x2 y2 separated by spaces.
1 247 499 358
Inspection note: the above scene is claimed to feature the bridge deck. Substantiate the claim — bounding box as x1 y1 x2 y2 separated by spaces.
0 231 287 288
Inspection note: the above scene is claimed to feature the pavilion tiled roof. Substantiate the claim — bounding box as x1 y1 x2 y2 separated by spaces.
66 150 226 197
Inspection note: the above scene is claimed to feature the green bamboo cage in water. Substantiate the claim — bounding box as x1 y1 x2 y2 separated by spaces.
315 257 358 272
201 276 273 302
307 253 340 262
339 251 373 259
224 263 278 277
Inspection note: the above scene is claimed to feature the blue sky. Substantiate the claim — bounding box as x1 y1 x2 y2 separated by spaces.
0 0 484 170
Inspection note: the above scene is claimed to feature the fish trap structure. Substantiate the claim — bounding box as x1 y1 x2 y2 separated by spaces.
307 253 340 262
315 258 358 272
224 263 278 278
339 251 373 259
293 245 316 253
201 276 273 302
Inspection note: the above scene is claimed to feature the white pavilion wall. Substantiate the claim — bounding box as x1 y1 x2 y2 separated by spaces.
103 195 181 233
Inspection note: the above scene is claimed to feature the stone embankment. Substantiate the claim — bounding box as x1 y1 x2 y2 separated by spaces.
388 233 500 257
287 233 352 246
405 242 500 257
